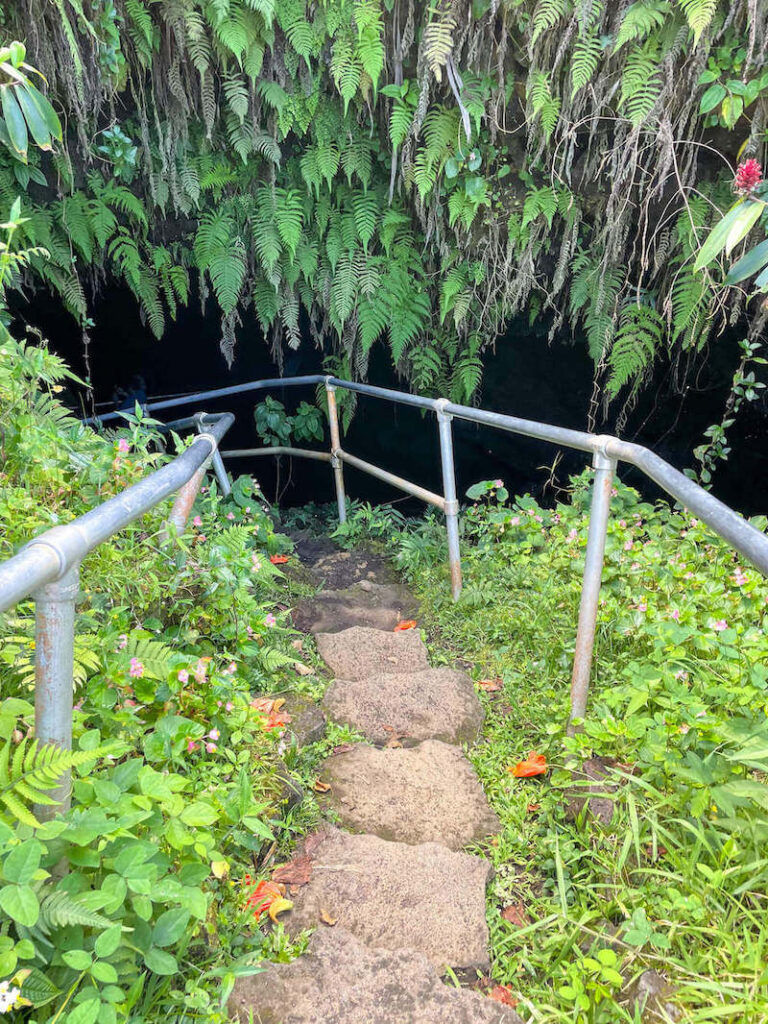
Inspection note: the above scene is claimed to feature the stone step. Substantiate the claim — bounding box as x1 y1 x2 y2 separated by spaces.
229 926 522 1024
292 581 419 634
283 828 492 972
323 667 484 746
320 739 500 849
315 624 429 681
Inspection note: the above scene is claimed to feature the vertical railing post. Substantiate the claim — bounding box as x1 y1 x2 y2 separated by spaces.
325 380 347 523
194 414 230 496
568 444 616 730
435 400 462 601
33 564 80 820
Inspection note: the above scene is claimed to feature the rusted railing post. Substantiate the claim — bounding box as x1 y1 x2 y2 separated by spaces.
435 401 462 600
568 444 616 730
325 380 347 523
33 564 80 819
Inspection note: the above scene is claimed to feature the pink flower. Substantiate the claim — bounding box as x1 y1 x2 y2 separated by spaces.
252 555 262 571
624 540 633 551
227 661 237 674
493 479 503 488
206 742 217 753
123 698 137 708
568 528 578 541
194 658 208 683
264 613 276 627
227 512 235 520
684 571 694 579
129 657 144 678
734 158 762 194
670 609 680 620
117 438 130 454
712 619 728 631
245 506 251 513
226 701 234 712
198 534 207 543
631 562 640 570
610 487 618 497
186 739 197 753
510 516 521 526
192 516 202 527
637 602 647 612
208 728 220 741
674 669 689 681
533 514 543 523
619 520 627 528
178 669 189 683
117 633 128 650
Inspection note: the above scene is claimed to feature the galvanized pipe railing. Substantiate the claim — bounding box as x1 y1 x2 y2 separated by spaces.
0 412 233 817
128 374 768 729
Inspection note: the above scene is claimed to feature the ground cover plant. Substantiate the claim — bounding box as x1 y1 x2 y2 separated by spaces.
0 340 332 1022
327 479 768 1022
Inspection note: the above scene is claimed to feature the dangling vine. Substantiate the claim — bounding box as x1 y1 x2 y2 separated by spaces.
0 0 766 414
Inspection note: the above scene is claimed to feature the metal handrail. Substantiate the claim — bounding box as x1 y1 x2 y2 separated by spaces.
5 370 767 820
0 411 234 816
96 373 768 728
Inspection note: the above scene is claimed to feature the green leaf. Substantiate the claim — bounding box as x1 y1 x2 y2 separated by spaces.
693 201 752 271
699 83 726 114
15 84 54 150
94 924 123 958
724 201 763 256
152 907 190 947
3 839 42 884
1 86 29 161
65 997 101 1024
725 237 768 284
62 949 93 970
90 961 118 984
180 801 218 827
145 947 178 975
0 884 39 926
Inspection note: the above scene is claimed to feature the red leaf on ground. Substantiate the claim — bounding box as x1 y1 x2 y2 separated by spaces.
333 743 356 754
501 902 530 927
526 802 541 814
509 751 547 778
487 985 519 1008
272 854 312 889
393 619 417 631
269 554 290 565
477 678 503 692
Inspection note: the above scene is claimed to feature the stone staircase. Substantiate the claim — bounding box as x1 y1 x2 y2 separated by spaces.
230 544 522 1024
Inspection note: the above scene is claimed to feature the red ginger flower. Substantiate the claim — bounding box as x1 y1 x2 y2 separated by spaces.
734 159 762 194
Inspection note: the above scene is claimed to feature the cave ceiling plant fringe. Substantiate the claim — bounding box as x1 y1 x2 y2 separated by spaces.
0 0 766 421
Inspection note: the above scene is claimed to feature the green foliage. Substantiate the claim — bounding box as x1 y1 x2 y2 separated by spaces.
0 341 326 1021
337 472 768 1022
0 0 765 412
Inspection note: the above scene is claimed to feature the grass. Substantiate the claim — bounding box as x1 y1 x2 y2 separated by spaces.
316 472 768 1024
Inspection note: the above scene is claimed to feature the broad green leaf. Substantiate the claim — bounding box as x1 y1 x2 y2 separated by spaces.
693 201 748 271
152 907 190 947
180 801 218 826
94 924 123 958
145 947 178 975
62 949 92 970
65 997 101 1024
724 201 764 257
699 83 726 114
1 86 28 161
3 838 42 884
0 883 39 926
725 237 768 284
15 84 53 149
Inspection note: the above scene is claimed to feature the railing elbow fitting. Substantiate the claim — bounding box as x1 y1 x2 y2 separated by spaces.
434 398 451 419
26 525 89 582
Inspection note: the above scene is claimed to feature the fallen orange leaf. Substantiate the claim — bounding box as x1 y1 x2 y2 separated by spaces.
526 802 541 814
320 908 337 926
393 619 417 631
477 678 503 692
244 879 293 923
509 751 548 778
269 554 290 564
501 902 530 927
487 985 519 1008
313 780 331 793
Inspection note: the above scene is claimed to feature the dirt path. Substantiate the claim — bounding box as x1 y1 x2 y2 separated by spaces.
230 546 522 1024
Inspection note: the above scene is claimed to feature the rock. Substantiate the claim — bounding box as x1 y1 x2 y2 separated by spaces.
310 549 397 590
292 582 419 634
623 970 681 1022
283 694 327 746
285 828 492 971
315 625 430 681
563 757 617 825
229 927 522 1024
320 740 499 849
323 667 484 746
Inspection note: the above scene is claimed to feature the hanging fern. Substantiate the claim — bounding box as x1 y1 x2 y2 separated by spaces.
606 301 665 397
